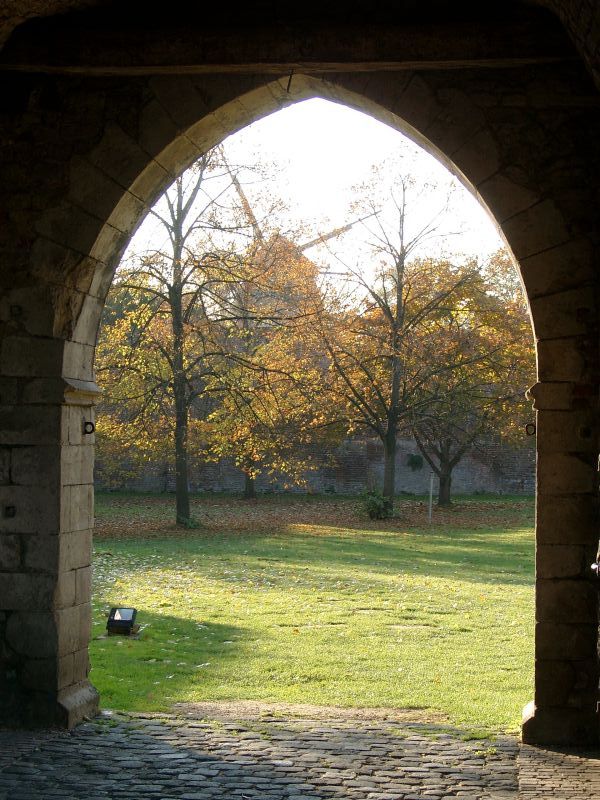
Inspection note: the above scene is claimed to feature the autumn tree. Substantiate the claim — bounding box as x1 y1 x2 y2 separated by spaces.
96 148 277 525
316 174 482 505
201 174 359 497
411 250 535 505
96 146 347 514
204 320 332 498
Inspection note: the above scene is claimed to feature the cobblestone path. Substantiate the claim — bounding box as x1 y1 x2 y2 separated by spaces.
0 712 595 799
518 744 600 800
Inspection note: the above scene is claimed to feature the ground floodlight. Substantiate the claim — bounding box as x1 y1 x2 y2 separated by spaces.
106 607 138 636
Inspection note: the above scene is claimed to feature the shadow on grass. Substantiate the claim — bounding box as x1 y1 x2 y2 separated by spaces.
89 609 248 712
261 528 535 587
94 523 534 594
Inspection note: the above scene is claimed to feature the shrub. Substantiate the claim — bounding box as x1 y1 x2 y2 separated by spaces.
361 490 393 519
406 453 424 471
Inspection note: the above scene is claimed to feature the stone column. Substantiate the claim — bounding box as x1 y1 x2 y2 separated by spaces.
0 374 99 727
522 380 600 746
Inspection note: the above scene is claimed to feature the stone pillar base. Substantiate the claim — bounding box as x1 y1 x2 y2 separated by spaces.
57 681 100 729
522 700 600 746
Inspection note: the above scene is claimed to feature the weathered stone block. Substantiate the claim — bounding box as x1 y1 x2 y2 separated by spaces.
72 647 90 682
191 74 266 114
537 452 598 494
0 286 57 339
537 544 588 579
530 288 597 340
75 566 91 605
62 341 95 383
61 405 91 447
127 160 171 214
534 659 574 706
394 74 439 134
22 378 70 405
536 622 599 660
60 444 94 487
0 405 62 446
88 121 153 190
68 156 128 225
535 658 599 708
58 652 74 690
0 485 60 535
57 681 99 728
0 379 18 406
522 702 600 746
423 89 483 161
452 129 500 189
536 493 598 545
0 534 21 570
347 74 412 128
520 237 595 299
21 657 58 691
58 529 92 572
21 533 59 572
11 445 61 486
54 570 76 609
60 486 94 534
0 336 63 379
212 100 257 143
36 202 105 257
86 257 114 301
536 578 598 623
0 572 56 610
29 235 93 293
502 199 570 260
71 293 106 348
0 449 10 486
137 97 182 160
478 172 539 223
535 409 598 453
57 602 92 657
527 382 575 411
88 218 127 265
105 189 146 239
150 76 209 130
153 133 197 181
6 611 57 658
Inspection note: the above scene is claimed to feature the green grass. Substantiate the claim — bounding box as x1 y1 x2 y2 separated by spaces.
91 494 534 733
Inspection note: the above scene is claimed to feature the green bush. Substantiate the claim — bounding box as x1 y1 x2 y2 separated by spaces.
361 490 393 519
406 453 424 471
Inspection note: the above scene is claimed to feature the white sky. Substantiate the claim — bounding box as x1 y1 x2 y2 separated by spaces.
125 98 506 274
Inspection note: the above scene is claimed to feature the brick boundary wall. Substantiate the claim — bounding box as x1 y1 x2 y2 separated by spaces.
95 436 536 497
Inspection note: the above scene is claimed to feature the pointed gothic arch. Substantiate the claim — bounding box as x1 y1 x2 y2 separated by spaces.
0 59 598 744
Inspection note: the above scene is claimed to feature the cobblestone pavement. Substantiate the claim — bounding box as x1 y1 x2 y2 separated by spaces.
518 744 600 800
0 711 594 799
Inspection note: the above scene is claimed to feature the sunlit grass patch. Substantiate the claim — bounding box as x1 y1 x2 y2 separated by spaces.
91 496 534 732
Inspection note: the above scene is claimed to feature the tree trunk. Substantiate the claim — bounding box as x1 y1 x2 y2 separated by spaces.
438 471 452 506
174 403 190 524
243 471 256 499
171 235 191 527
382 432 396 503
438 463 452 507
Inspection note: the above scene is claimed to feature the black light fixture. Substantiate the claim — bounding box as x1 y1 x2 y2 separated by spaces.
106 607 138 636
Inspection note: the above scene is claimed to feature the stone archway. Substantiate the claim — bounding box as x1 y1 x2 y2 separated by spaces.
0 55 598 744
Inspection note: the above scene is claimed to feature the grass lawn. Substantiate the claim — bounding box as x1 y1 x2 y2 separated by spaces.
91 493 535 733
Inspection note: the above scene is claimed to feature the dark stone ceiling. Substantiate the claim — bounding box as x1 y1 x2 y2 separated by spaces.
0 0 547 50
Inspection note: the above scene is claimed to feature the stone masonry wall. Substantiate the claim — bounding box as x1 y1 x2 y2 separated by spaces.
0 15 599 743
95 437 536 497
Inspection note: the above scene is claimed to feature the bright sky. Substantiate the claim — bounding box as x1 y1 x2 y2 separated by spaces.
125 98 506 273
222 98 505 259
